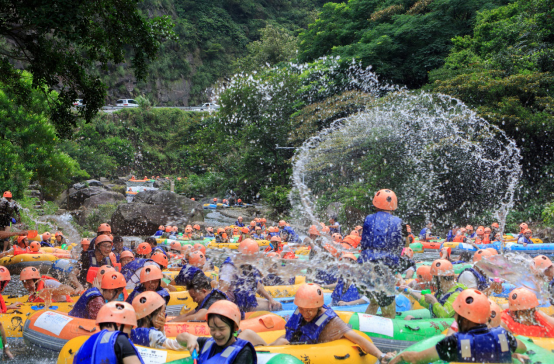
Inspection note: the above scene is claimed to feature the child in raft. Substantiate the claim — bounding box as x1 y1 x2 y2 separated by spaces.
501 287 554 337
400 259 466 319
20 266 74 303
173 301 258 364
518 228 534 246
0 266 25 359
457 250 502 296
126 265 169 305
326 254 372 306
74 302 144 364
389 289 529 364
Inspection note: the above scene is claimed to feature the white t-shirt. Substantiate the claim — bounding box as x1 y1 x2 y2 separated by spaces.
457 270 478 289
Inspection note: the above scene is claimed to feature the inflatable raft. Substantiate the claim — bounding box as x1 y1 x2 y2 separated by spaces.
0 253 60 274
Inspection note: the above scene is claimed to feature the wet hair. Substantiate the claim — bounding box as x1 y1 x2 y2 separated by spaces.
99 322 126 332
145 237 157 246
113 236 124 244
137 306 163 328
186 271 212 291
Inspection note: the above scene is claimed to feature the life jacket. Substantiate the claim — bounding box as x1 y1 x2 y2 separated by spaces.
233 265 260 312
13 245 30 255
120 258 152 283
40 240 53 248
74 329 145 364
28 276 73 303
359 211 403 267
126 285 170 305
131 327 157 347
205 233 215 238
459 268 490 291
195 289 227 313
519 236 533 245
68 288 103 318
262 274 285 287
154 230 163 237
85 251 113 283
430 285 464 318
453 235 464 243
482 235 491 244
446 230 454 242
501 309 554 337
454 326 513 363
285 305 338 344
235 221 245 227
109 252 121 272
0 295 6 313
198 337 257 364
419 228 430 241
264 244 283 254
315 268 338 285
331 278 360 305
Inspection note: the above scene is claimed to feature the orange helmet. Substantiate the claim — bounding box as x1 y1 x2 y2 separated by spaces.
294 283 324 308
55 231 63 237
192 244 206 255
519 223 528 231
342 235 357 246
17 235 27 245
402 247 414 259
191 198 195 201
266 252 279 258
237 199 242 203
332 233 342 242
270 236 281 243
96 302 137 327
185 227 193 233
3 191 12 198
491 222 499 229
508 287 539 311
101 272 126 290
165 226 172 232
372 189 397 211
96 265 116 282
241 227 249 234
476 228 484 235
261 218 266 223
20 267 40 281
0 266 10 282
206 300 241 331
488 298 503 327
473 249 493 262
170 241 182 251
452 289 490 324
80 238 90 246
97 223 111 233
217 228 225 234
249 221 256 227
151 252 168 268
193 224 201 231
523 228 532 234
238 239 258 255
172 226 178 232
213 198 217 202
416 265 432 283
350 230 359 236
132 291 166 320
278 220 286 227
340 253 357 262
355 225 363 231
533 255 553 272
484 227 492 233
137 242 152 255
120 251 134 260
466 225 473 231
96 234 113 245
485 248 498 256
430 259 455 277
42 232 51 241
29 241 41 252
254 218 260 223
140 265 163 283
189 251 206 267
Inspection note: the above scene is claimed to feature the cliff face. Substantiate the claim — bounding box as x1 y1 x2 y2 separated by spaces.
97 0 323 106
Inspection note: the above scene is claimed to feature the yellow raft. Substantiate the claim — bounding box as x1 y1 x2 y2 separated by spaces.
207 240 271 249
0 253 60 274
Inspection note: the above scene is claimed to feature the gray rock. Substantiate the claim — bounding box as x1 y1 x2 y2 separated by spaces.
25 190 42 199
153 179 170 188
73 183 86 190
99 177 109 183
83 191 125 209
110 190 203 235
67 187 105 210
86 179 104 187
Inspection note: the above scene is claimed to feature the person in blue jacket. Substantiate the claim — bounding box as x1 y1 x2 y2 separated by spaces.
235 216 245 227
328 254 369 306
358 189 405 318
154 225 164 237
126 265 169 305
174 300 258 364
389 289 528 364
446 225 458 242
419 222 437 242
69 271 127 319
40 232 53 247
73 301 144 364
518 229 534 246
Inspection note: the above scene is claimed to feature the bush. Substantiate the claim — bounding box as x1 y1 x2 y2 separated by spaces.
260 186 292 215
542 203 554 227
83 202 124 232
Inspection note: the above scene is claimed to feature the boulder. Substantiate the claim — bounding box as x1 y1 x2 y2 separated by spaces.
83 191 125 209
67 187 105 210
153 179 170 188
86 179 104 187
110 190 203 235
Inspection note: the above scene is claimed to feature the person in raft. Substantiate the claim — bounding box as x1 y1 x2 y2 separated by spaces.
69 271 127 319
501 287 554 337
20 266 74 303
74 301 144 364
390 289 529 364
173 301 258 364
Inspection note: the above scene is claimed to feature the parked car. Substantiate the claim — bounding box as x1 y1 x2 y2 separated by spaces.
199 103 220 110
73 99 84 107
116 99 139 107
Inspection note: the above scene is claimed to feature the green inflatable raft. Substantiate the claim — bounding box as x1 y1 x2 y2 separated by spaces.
167 353 303 364
391 334 554 363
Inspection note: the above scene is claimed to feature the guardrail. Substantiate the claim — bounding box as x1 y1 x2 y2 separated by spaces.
100 106 219 112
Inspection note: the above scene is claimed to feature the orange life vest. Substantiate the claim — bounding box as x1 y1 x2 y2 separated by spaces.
482 235 491 244
28 276 73 303
453 235 464 243
109 252 121 272
0 295 6 313
13 245 31 255
501 309 554 338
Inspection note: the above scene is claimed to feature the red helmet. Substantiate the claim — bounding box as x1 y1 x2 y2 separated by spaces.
237 199 242 203
373 189 397 211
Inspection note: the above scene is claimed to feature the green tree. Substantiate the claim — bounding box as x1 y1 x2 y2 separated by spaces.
0 0 176 136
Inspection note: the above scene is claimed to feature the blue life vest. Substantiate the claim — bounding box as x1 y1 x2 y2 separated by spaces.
120 258 151 282
68 288 103 319
454 326 513 363
430 286 464 318
40 240 54 248
251 234 263 240
235 221 245 227
126 285 170 305
153 246 168 257
329 224 341 235
233 266 260 312
262 274 285 287
198 337 257 364
84 250 111 268
74 329 145 364
419 228 430 241
315 268 338 285
175 265 202 286
446 230 454 242
154 230 163 237
283 226 300 243
130 327 156 347
331 278 360 306
196 289 228 313
468 232 476 238
359 211 403 267
205 233 215 238
285 305 337 344
459 268 489 291
519 236 533 245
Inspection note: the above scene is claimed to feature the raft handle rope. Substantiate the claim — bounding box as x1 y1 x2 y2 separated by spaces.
356 347 368 357
78 325 97 333
404 325 421 331
334 354 350 360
